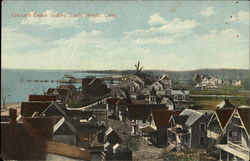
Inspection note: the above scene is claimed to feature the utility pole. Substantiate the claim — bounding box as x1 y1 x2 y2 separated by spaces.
2 95 10 109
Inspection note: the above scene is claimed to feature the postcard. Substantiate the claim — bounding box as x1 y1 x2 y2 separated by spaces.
1 0 250 161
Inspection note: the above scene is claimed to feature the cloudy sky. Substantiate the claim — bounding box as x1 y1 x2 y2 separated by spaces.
2 1 249 70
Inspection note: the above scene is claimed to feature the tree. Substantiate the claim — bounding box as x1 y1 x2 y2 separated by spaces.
194 73 202 84
135 61 143 75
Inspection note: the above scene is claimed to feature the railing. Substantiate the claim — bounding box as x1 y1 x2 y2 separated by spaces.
228 141 249 154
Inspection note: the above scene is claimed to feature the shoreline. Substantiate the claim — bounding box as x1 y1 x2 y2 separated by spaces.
1 103 21 116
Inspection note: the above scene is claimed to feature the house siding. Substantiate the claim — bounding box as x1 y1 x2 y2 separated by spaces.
191 116 208 149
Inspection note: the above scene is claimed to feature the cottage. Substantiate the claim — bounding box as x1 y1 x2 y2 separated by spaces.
52 116 78 145
120 80 141 95
1 110 90 160
82 77 110 96
111 87 128 99
167 109 209 151
207 108 235 140
102 142 132 161
159 97 175 110
129 75 145 88
105 127 120 145
47 88 72 103
170 90 189 100
127 104 166 136
151 110 182 147
150 81 164 91
39 102 67 117
159 74 172 89
106 98 129 121
215 107 250 161
170 90 191 109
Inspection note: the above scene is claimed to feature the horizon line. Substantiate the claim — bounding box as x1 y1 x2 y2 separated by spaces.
2 67 250 72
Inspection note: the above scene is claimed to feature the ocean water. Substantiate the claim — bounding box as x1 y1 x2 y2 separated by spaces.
1 69 109 104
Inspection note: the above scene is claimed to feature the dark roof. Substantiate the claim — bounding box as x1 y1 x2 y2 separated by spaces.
21 102 51 117
128 104 165 120
47 88 57 95
82 78 103 86
180 109 204 126
1 123 47 160
237 108 250 136
172 115 189 125
29 95 57 102
1 119 90 160
216 99 235 109
152 110 182 128
106 98 130 105
59 85 77 91
24 116 60 139
215 108 235 129
40 103 66 117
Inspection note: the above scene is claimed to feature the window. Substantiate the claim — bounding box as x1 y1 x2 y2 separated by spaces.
199 137 205 145
229 130 241 144
199 123 206 132
142 119 146 123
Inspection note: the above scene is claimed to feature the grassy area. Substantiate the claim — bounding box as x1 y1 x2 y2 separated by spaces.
163 148 216 161
191 97 250 110
68 93 110 108
190 86 250 97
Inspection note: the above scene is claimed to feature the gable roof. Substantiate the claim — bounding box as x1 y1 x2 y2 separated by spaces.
237 108 250 136
53 117 77 135
82 78 103 86
24 116 61 139
29 95 57 102
160 97 174 105
160 74 170 80
215 108 235 129
216 99 235 109
152 110 182 128
171 115 189 125
180 109 203 126
40 102 66 117
128 104 165 120
21 102 52 117
105 127 114 136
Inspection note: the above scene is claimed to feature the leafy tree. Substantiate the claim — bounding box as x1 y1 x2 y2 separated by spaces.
194 73 202 84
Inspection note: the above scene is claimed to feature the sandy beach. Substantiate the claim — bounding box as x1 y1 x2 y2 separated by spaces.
1 103 21 116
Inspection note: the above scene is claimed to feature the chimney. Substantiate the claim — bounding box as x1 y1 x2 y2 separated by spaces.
9 108 17 124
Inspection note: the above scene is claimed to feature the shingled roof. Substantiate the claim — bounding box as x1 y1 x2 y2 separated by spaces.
180 109 203 126
29 95 57 102
128 104 165 120
171 115 189 125
21 102 52 117
152 110 182 128
215 108 235 129
237 108 250 136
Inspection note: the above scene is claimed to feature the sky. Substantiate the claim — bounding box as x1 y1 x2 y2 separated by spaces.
2 1 250 71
